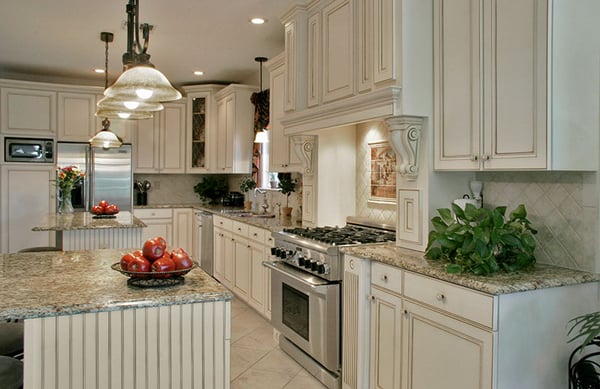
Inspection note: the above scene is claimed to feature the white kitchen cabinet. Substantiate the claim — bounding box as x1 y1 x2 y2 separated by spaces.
263 231 274 320
0 83 56 136
266 53 301 172
342 254 599 389
433 0 548 170
0 164 56 253
213 215 234 289
134 102 186 173
172 208 193 253
232 220 251 301
57 92 97 141
182 84 224 173
370 262 403 389
133 208 173 244
214 84 256 173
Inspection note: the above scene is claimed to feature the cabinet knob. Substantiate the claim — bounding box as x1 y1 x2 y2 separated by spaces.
370 295 375 301
404 309 408 315
436 293 445 301
381 274 388 282
483 154 490 161
472 155 478 162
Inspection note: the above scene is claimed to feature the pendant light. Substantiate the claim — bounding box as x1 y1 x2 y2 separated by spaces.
103 0 181 106
253 56 269 143
89 32 123 149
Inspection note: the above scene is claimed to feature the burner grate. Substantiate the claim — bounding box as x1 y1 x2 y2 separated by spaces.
283 224 395 245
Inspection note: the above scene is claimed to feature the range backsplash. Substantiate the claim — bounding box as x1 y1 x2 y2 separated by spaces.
477 171 598 273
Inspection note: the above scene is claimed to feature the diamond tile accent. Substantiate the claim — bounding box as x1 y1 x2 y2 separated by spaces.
476 171 598 272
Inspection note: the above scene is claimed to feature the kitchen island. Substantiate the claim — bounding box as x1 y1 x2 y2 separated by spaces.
0 248 232 389
33 211 147 251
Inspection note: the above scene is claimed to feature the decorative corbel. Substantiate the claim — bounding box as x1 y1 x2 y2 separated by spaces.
291 135 317 176
385 115 424 179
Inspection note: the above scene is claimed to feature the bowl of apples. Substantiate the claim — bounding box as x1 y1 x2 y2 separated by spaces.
91 200 120 218
112 236 197 287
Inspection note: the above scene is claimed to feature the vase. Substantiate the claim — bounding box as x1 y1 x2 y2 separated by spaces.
244 200 253 211
58 187 74 214
282 207 293 218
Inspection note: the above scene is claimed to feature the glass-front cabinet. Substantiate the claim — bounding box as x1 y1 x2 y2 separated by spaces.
182 84 224 173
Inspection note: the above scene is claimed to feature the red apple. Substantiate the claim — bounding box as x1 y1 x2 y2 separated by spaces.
171 248 193 270
127 256 151 276
98 200 109 209
151 255 175 278
143 238 165 261
91 205 104 215
120 252 137 270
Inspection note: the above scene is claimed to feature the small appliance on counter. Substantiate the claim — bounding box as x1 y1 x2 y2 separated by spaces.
221 191 244 207
453 180 483 210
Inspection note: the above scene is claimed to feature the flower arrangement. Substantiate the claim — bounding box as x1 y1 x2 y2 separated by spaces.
56 165 85 191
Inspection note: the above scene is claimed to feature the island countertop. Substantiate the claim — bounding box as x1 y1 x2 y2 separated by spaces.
32 211 147 231
341 243 600 295
0 248 231 320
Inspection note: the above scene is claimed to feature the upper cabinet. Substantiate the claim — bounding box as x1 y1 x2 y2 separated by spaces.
182 84 224 173
279 0 402 134
57 91 97 141
266 53 301 172
133 102 186 173
433 0 599 171
214 84 257 174
1 80 57 136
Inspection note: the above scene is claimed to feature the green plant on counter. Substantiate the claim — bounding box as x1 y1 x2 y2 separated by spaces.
277 173 296 207
568 311 600 349
425 203 537 275
193 175 229 204
239 176 257 198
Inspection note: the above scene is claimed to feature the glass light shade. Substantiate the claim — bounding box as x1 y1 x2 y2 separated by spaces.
89 129 122 149
95 108 154 120
104 65 182 102
254 130 269 143
96 95 164 112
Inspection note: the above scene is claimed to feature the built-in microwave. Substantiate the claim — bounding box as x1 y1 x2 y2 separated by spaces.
4 137 54 163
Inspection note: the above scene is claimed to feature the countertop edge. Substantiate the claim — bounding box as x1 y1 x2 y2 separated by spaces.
341 243 600 296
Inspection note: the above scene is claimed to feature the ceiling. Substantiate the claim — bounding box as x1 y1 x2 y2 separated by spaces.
0 0 296 88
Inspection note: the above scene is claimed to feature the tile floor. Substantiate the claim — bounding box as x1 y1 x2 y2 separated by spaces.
230 296 327 389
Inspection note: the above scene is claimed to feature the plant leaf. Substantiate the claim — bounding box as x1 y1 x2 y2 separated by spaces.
464 203 480 221
445 264 463 273
425 246 442 260
450 204 465 221
438 208 455 224
510 204 527 220
431 216 448 233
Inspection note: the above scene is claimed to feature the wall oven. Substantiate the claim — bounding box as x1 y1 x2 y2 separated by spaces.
266 217 396 389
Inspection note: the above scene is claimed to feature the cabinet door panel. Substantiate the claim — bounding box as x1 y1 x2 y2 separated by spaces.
1 88 56 135
370 287 402 389
322 0 354 102
139 219 172 244
134 117 160 173
248 241 266 313
403 301 493 389
433 0 481 170
58 92 97 141
160 103 186 173
232 236 249 300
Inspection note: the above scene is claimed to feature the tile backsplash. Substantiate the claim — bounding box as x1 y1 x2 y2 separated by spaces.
476 171 598 273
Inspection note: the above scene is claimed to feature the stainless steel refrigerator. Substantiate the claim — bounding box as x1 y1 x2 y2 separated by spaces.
56 142 133 212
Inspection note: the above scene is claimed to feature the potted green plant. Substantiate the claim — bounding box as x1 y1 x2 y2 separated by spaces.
193 175 228 204
239 176 257 211
567 312 600 386
425 203 537 275
277 174 296 217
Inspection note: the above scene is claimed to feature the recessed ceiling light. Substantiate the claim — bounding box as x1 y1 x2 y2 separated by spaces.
250 17 266 25
94 68 105 73
193 71 204 76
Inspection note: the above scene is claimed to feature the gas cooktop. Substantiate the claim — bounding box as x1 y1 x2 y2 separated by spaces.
282 225 395 245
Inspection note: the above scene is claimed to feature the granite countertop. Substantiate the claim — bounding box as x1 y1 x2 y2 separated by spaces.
134 203 303 231
32 211 147 231
341 243 600 295
0 249 231 321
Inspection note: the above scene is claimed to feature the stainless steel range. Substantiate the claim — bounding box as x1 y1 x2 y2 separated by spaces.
264 217 395 389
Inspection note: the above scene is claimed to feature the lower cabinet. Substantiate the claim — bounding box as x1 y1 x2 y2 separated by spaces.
133 208 193 253
342 254 599 389
212 215 271 319
172 208 193 253
0 164 56 253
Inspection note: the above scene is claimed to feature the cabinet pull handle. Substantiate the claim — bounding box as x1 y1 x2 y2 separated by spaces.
472 155 478 161
253 233 258 237
404 309 408 315
483 154 490 161
381 275 388 282
370 295 375 301
436 293 445 301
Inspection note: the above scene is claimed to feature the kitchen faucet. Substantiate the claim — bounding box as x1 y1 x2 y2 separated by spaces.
254 188 269 214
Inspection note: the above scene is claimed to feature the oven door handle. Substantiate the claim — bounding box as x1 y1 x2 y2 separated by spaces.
263 261 333 289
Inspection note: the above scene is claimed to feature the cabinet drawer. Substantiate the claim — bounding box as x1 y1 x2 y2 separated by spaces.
371 261 402 294
232 221 249 236
213 215 232 230
134 208 172 219
404 272 495 328
248 226 266 243
264 232 274 247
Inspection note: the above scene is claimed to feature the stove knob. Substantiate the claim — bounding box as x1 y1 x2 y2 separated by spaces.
298 256 306 267
321 263 331 275
280 250 287 259
270 247 277 256
304 259 314 269
317 263 326 274
311 261 320 272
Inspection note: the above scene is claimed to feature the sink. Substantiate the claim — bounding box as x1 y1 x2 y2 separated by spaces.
238 212 276 218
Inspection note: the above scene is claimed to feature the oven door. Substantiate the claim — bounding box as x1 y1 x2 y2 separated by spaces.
266 261 340 372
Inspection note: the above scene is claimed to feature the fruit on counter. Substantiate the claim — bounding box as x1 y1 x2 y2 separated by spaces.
128 256 151 273
171 248 193 270
119 237 193 277
91 200 119 215
142 237 166 261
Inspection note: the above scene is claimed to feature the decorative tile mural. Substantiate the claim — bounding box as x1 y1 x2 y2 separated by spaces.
356 122 397 226
476 171 598 272
369 141 396 203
